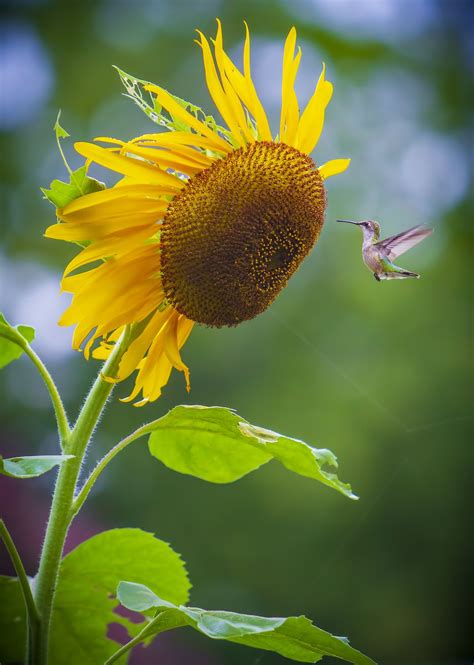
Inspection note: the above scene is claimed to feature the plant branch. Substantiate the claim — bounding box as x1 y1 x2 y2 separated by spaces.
23 343 71 445
0 326 70 446
0 519 39 623
71 418 162 519
0 519 40 662
104 617 161 665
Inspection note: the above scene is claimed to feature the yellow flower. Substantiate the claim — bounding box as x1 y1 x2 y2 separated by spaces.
46 21 350 406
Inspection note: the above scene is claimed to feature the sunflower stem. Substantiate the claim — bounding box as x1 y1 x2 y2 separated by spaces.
33 327 131 665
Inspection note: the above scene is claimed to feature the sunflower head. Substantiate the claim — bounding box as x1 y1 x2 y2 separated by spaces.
44 21 350 404
161 141 326 327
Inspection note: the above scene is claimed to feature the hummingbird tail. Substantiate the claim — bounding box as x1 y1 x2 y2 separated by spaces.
379 270 420 280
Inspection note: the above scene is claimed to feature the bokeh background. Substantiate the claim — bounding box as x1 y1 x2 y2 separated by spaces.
0 0 472 663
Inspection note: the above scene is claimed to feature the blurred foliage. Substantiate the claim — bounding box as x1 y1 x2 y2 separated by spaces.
0 0 472 663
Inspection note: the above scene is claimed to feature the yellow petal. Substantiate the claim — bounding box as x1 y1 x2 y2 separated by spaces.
280 27 298 142
196 29 245 146
126 320 173 403
318 158 351 179
121 141 215 168
74 142 182 188
163 313 190 391
118 143 212 175
282 46 301 146
117 308 172 380
62 226 158 274
242 21 272 141
119 308 194 406
211 20 255 144
45 215 162 242
295 63 333 154
118 141 208 175
218 40 252 109
59 184 175 217
130 131 229 154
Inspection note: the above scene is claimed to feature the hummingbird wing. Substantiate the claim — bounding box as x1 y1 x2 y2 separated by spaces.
376 225 433 261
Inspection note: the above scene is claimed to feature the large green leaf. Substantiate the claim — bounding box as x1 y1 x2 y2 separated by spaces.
117 581 375 665
0 454 74 479
0 576 27 663
0 313 35 370
148 406 357 499
49 528 190 665
114 67 238 147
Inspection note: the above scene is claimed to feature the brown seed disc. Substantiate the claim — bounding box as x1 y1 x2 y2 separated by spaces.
161 141 326 327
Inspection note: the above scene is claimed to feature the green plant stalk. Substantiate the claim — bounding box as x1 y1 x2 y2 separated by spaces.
0 520 40 660
104 616 162 665
71 418 163 519
0 327 70 445
33 328 131 665
23 344 71 445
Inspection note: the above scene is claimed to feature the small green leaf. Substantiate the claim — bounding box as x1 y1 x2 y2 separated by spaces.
41 165 105 209
148 406 357 499
54 110 70 139
0 313 35 370
49 528 190 665
0 454 74 479
0 576 27 663
42 113 105 209
117 581 375 665
118 581 175 613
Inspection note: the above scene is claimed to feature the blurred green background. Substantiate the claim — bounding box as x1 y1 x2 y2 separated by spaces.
0 0 472 663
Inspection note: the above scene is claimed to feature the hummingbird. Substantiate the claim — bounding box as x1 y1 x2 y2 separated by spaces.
336 219 433 281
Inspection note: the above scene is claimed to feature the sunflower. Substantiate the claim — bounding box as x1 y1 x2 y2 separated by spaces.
45 21 350 406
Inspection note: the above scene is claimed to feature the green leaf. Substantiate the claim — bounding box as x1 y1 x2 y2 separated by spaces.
42 112 105 209
114 66 236 147
0 576 27 663
117 581 375 665
148 406 357 499
0 312 35 370
49 528 190 665
41 165 105 209
54 111 70 139
0 454 74 479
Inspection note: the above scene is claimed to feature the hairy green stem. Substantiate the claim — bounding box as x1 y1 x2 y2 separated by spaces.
23 344 71 445
71 418 162 520
0 327 70 445
33 328 131 665
0 519 40 660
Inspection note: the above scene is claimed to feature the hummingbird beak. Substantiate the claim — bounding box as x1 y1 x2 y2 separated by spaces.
336 219 360 225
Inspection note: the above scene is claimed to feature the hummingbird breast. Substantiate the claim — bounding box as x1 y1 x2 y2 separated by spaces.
363 245 383 273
